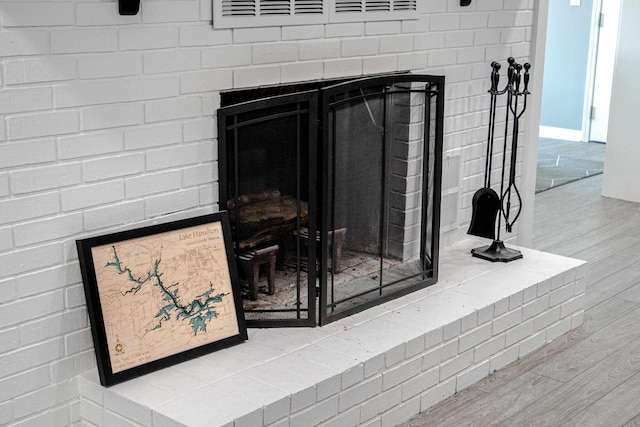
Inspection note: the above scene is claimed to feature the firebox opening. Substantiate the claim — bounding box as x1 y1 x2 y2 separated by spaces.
218 74 444 327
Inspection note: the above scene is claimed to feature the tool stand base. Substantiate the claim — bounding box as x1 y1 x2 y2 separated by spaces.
471 240 522 263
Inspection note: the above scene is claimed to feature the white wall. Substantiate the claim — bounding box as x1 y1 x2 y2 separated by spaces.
601 0 640 203
539 0 593 132
519 0 549 247
0 1 536 425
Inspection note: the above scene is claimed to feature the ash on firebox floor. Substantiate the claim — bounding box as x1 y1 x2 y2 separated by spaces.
240 251 425 321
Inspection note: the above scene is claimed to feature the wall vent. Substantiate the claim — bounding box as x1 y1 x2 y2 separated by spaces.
295 0 324 14
221 0 257 16
394 0 417 11
365 1 391 12
220 0 324 17
335 0 362 13
214 0 417 28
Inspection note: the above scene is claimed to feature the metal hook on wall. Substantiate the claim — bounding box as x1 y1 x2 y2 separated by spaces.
119 0 140 15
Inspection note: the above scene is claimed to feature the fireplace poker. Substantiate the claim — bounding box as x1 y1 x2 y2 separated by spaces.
503 62 531 233
495 57 515 240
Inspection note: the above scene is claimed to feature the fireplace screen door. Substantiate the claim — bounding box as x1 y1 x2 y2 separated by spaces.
218 91 318 327
319 75 443 325
218 74 444 327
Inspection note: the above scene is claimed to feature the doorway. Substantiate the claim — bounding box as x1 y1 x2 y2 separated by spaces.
536 0 619 193
539 0 620 142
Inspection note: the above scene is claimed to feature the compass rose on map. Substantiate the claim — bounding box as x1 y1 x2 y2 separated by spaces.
114 339 124 355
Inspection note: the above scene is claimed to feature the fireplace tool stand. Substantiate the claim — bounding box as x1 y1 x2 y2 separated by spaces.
469 58 531 262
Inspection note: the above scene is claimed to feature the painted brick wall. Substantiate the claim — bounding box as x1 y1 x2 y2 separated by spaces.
0 0 534 425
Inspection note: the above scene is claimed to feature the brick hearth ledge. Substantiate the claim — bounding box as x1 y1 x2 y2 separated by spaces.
78 237 586 427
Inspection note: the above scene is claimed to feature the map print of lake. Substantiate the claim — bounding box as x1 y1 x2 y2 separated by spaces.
90 221 239 373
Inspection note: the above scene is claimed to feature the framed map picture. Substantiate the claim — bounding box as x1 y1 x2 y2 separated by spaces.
76 212 247 386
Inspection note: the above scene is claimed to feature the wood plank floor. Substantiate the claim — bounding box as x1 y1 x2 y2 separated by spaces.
402 173 640 427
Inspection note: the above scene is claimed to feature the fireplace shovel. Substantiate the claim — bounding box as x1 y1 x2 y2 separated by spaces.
468 62 502 239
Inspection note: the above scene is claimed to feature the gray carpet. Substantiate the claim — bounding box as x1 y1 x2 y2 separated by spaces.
536 155 604 193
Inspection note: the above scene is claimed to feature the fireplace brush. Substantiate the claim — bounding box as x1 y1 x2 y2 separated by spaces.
469 58 531 262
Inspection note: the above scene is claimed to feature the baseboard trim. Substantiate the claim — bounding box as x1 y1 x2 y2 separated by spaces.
539 126 583 141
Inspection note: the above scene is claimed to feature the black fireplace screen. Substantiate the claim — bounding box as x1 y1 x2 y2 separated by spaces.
218 74 444 327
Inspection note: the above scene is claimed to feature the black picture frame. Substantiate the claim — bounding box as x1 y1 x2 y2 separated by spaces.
76 212 247 386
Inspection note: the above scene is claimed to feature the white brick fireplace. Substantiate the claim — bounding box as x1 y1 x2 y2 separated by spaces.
0 1 564 426
77 240 585 426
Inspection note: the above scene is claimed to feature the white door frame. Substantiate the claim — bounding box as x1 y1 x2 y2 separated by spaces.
580 0 603 143
587 0 622 143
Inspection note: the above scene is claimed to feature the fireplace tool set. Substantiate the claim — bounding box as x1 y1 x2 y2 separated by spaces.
468 57 531 262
